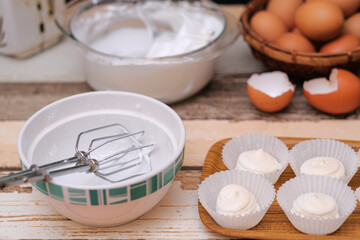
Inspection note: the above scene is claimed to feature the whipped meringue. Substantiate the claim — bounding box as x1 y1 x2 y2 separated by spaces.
291 192 339 219
300 157 345 179
216 184 260 217
235 149 281 175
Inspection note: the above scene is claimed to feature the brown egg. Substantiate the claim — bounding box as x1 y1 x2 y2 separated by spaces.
275 32 316 53
295 1 344 41
247 71 295 112
303 69 360 114
308 0 360 17
320 34 360 54
292 28 303 35
250 11 288 43
344 13 360 40
267 0 303 30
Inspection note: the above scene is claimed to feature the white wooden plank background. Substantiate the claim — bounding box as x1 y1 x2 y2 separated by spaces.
1 120 360 168
0 180 227 239
1 3 360 239
1 120 360 239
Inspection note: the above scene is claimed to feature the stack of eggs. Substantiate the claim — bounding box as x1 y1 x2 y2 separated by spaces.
241 0 360 80
250 0 360 54
242 0 360 115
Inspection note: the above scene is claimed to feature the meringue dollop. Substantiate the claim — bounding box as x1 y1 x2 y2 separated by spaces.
216 184 259 217
236 149 281 175
291 192 339 219
300 157 345 179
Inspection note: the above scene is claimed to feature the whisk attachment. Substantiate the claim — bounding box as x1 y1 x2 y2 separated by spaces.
0 123 155 189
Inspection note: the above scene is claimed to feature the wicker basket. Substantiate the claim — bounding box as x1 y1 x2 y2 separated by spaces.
240 0 360 80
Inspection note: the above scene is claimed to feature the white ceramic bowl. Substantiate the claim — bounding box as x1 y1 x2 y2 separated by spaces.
55 0 241 104
18 91 186 227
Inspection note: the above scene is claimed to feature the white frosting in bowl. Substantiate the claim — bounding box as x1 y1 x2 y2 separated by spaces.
216 184 259 217
300 157 345 179
291 192 339 219
235 149 281 175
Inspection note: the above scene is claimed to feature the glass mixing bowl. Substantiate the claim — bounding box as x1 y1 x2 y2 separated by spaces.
56 0 241 103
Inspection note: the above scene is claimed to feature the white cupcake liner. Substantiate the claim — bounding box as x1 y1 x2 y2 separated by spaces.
355 187 360 202
222 133 289 184
289 139 358 184
277 175 356 235
198 169 275 230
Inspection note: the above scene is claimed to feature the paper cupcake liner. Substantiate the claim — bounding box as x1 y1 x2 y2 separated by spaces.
289 139 358 184
198 169 275 230
277 175 356 235
222 133 289 184
355 187 360 202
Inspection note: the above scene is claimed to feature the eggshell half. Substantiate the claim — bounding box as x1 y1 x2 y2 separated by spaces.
247 71 295 112
303 69 360 114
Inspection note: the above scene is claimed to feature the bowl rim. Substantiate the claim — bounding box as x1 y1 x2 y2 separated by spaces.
240 0 360 64
55 0 228 61
17 91 186 190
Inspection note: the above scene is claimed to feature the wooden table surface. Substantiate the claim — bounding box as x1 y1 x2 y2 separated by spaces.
1 5 360 240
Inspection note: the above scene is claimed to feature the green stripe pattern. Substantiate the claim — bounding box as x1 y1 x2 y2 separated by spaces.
26 149 184 206
48 183 64 201
68 188 87 205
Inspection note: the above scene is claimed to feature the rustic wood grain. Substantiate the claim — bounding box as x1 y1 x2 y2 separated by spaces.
199 138 360 240
0 82 92 121
172 74 360 121
3 4 359 239
0 170 229 240
1 123 360 239
2 120 360 169
1 77 359 121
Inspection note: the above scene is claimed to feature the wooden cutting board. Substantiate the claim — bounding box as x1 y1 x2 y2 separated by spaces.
198 137 360 240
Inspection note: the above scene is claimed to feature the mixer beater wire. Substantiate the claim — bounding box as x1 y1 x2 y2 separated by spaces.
0 123 155 189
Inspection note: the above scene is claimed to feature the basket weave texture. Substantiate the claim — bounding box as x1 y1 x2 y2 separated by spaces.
240 0 360 80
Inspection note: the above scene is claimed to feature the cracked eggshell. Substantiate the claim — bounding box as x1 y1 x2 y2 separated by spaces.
247 71 295 113
303 69 360 114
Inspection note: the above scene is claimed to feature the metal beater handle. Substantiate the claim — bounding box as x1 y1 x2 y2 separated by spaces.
0 152 87 189
0 123 155 189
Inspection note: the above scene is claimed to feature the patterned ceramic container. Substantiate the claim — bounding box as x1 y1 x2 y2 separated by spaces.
17 91 186 227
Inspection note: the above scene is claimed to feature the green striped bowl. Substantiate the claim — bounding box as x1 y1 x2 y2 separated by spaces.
18 91 186 226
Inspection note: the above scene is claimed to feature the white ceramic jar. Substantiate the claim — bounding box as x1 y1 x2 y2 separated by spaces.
0 0 65 58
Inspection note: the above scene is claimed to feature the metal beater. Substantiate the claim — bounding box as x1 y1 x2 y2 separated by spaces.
0 123 155 189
